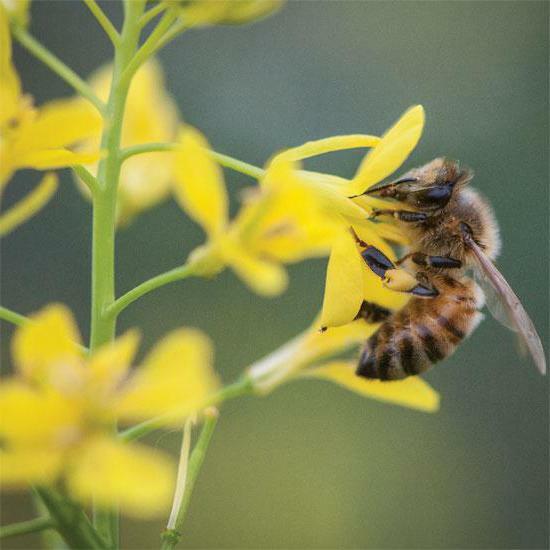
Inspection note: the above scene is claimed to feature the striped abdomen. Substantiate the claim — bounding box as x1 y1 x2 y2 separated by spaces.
356 275 484 380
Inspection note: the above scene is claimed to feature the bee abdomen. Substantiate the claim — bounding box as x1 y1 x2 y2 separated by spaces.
357 327 435 380
356 281 482 380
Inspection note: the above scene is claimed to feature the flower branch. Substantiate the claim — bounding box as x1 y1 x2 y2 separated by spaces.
0 305 29 327
139 3 168 28
119 376 253 443
33 488 107 549
121 9 178 85
83 0 120 46
11 24 106 115
105 262 198 320
72 165 100 195
120 142 265 179
161 408 219 550
0 516 56 540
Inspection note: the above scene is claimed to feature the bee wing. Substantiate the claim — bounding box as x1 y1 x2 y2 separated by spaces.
466 237 546 374
473 269 516 331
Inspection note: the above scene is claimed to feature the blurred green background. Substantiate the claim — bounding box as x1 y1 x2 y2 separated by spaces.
1 1 548 548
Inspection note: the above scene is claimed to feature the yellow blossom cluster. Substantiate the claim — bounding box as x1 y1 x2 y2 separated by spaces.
172 106 424 324
0 304 219 517
0 3 99 235
172 106 439 412
0 0 441 524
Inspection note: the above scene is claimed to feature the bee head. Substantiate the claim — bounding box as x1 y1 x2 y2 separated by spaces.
365 158 473 211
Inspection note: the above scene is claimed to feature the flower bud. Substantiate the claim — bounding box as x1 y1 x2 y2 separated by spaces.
165 0 284 26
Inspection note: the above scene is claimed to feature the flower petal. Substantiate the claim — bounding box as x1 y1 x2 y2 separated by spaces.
346 105 425 196
87 330 140 397
0 3 22 128
67 437 175 518
1 0 30 27
173 126 228 238
276 134 380 162
371 222 409 246
302 318 378 365
115 328 220 424
15 98 101 152
225 241 288 296
16 149 99 170
0 172 58 236
303 360 440 412
0 449 64 487
12 303 83 382
0 381 83 445
320 230 364 328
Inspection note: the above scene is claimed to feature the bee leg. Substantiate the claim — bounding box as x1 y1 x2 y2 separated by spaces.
370 209 429 223
409 252 462 269
361 245 438 297
360 245 396 278
395 252 414 266
354 301 392 323
410 271 439 297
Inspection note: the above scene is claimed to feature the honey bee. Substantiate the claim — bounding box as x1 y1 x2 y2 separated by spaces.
353 158 546 380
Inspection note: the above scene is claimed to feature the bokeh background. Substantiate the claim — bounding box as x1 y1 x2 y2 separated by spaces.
1 1 548 548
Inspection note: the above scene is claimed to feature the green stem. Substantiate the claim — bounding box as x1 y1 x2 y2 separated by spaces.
83 0 120 45
213 151 265 179
0 305 28 327
139 2 168 28
72 165 100 196
120 142 179 160
121 9 178 85
148 20 187 56
0 517 56 540
160 410 219 550
106 263 198 320
120 142 265 180
32 493 66 549
119 376 253 442
33 488 107 549
11 24 106 114
89 1 146 546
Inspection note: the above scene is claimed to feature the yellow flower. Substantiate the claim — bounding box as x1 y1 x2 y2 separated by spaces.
174 106 422 302
0 304 220 517
0 4 100 231
247 315 439 412
1 0 30 27
173 126 339 296
263 106 425 328
165 0 284 26
75 60 179 224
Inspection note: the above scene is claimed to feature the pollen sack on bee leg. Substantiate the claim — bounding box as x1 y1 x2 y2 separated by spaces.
382 269 418 292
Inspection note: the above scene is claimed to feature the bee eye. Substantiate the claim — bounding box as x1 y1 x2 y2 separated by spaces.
415 184 453 207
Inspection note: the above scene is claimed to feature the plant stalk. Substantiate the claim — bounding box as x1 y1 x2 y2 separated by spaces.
89 1 146 546
33 488 107 549
0 517 56 540
12 24 106 114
